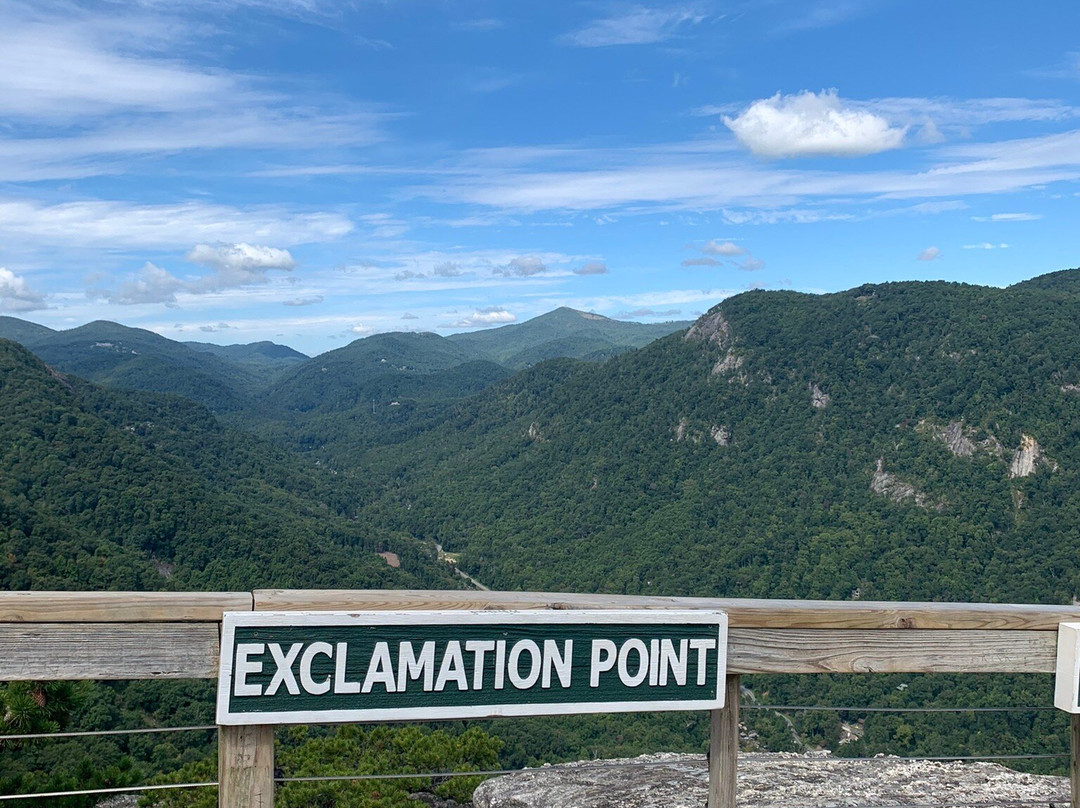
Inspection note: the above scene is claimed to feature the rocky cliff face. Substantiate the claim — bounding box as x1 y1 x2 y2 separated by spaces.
472 752 1068 808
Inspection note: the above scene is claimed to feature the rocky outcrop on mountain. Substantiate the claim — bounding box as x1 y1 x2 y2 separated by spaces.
685 311 731 348
871 459 944 510
917 420 1005 459
712 350 744 376
1009 434 1055 478
675 418 730 446
809 383 830 408
472 752 1068 808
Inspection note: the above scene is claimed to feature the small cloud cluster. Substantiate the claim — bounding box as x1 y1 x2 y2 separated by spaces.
89 243 296 305
724 90 907 159
618 307 682 319
493 256 547 277
447 306 516 328
917 246 942 261
682 239 764 272
963 242 1009 250
283 296 324 306
199 322 233 333
574 261 608 275
0 266 47 312
395 261 467 281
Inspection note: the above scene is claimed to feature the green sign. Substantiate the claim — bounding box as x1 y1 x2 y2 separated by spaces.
216 610 728 725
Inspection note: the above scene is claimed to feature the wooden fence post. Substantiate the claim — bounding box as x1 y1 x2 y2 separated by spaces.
708 674 740 808
219 724 275 808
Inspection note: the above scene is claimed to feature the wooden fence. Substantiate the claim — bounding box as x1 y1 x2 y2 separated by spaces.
2 589 1079 808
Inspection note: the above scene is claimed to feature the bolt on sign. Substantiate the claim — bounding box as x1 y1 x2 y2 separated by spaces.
217 610 728 725
1055 622 1080 712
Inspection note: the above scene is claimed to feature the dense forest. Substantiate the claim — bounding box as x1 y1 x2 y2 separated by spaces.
4 277 1080 804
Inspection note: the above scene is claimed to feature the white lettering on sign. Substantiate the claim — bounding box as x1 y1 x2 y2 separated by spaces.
590 637 715 688
334 642 361 694
265 643 302 696
234 643 265 697
300 642 333 695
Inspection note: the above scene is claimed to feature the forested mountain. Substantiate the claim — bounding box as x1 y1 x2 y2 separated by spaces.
347 273 1080 605
0 316 55 346
23 322 261 413
0 339 455 591
446 307 691 368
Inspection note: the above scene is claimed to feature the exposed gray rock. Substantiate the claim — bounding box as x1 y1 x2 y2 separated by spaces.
810 383 830 409
871 459 945 511
685 311 731 348
712 350 744 375
1010 434 1055 478
939 421 976 457
527 422 545 442
711 425 731 446
472 752 1068 808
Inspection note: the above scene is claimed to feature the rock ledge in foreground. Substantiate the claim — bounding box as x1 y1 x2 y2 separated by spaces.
472 752 1068 808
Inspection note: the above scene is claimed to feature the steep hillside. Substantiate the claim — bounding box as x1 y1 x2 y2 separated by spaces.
27 321 260 413
356 272 1080 604
263 331 486 413
0 339 456 591
0 316 55 347
447 307 691 368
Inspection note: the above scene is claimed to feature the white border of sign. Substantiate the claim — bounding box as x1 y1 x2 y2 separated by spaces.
217 610 728 725
1055 621 1080 713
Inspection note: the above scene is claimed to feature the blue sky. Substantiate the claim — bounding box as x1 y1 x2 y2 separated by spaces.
1 0 1078 355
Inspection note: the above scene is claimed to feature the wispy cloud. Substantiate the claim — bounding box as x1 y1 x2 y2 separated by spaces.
559 4 707 47
0 199 352 249
962 242 1009 250
971 212 1043 222
917 246 942 261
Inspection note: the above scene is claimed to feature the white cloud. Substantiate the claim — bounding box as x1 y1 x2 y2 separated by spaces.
559 5 706 47
574 261 608 275
284 295 324 306
186 243 296 292
0 266 47 312
701 239 745 256
724 90 908 158
448 307 517 328
100 261 183 305
962 242 1009 250
681 257 722 267
0 199 351 249
739 256 765 271
917 246 942 261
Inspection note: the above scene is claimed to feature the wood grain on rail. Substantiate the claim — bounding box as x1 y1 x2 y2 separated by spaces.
728 628 1056 674
0 591 252 622
254 590 1080 631
0 623 220 680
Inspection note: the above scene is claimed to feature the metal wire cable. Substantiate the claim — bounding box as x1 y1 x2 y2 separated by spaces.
0 724 217 742
744 705 1058 713
0 781 216 801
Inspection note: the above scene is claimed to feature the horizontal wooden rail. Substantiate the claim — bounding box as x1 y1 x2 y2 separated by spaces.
0 590 1074 680
0 592 252 622
0 623 220 680
254 589 1080 631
